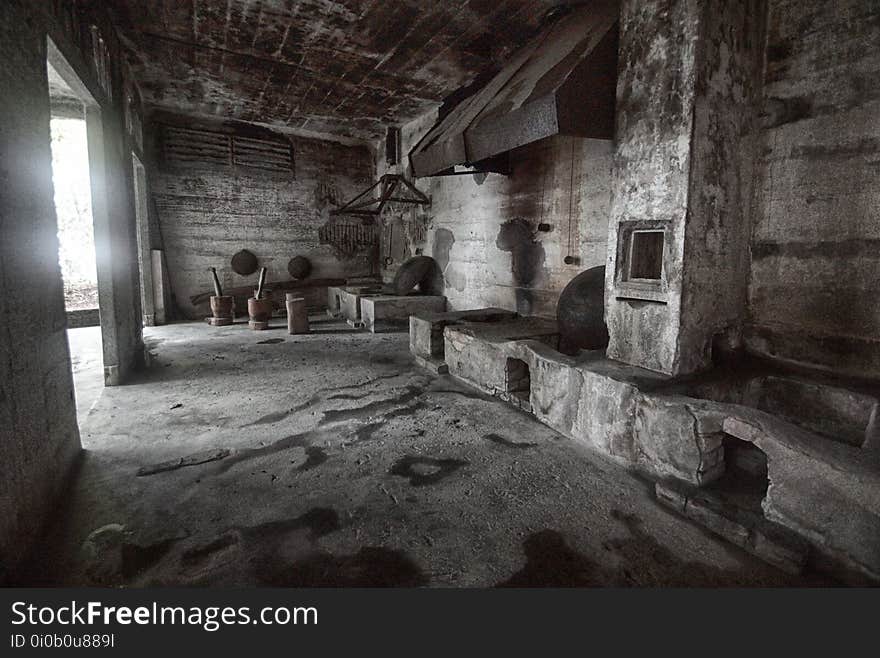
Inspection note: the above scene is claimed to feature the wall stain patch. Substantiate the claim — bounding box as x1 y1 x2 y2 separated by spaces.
433 228 455 273
496 218 545 314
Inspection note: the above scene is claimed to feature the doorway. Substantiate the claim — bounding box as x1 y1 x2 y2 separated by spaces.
50 113 97 323
47 38 119 426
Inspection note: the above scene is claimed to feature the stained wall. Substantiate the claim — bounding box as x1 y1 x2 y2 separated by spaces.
745 0 880 378
379 112 613 318
148 113 375 319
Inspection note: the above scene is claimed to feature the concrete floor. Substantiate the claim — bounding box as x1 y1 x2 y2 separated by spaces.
27 317 828 587
67 325 104 425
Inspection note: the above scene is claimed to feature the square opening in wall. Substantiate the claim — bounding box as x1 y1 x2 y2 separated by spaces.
628 230 664 280
714 435 769 513
505 358 531 404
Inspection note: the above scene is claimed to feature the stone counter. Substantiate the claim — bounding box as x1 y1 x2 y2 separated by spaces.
409 307 517 373
360 295 446 333
331 285 385 325
443 317 880 581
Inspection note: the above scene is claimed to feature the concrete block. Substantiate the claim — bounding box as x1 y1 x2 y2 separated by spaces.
360 295 445 333
409 307 516 360
654 480 687 512
633 395 709 485
327 286 344 316
573 366 641 460
409 315 437 359
413 354 449 375
337 286 384 324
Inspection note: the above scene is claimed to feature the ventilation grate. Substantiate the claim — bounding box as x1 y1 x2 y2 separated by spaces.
161 125 293 174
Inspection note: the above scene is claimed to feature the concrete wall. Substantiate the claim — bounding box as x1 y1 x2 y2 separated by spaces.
380 113 613 318
149 113 375 319
0 0 145 579
745 0 880 379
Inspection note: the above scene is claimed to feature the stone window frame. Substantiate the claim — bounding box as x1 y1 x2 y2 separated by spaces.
613 219 671 303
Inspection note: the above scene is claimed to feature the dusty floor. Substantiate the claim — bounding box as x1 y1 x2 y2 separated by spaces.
68 325 104 425
25 318 831 587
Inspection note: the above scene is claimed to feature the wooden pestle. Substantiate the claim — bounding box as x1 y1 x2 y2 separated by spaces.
255 267 267 300
210 267 223 297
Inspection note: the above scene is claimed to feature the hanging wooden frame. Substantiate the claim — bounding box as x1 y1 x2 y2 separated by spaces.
329 174 430 216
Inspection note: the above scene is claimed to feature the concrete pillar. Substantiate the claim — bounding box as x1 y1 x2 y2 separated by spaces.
604 0 764 376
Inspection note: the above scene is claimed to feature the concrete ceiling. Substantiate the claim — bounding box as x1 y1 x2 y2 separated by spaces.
107 0 565 141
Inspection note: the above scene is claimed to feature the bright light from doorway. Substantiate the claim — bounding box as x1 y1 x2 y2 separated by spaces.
50 116 97 310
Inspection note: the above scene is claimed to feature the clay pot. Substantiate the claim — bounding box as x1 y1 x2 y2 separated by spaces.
210 295 234 319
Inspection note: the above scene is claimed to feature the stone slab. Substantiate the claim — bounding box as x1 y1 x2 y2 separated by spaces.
326 286 345 317
361 295 446 333
413 354 449 375
409 307 516 360
337 286 385 323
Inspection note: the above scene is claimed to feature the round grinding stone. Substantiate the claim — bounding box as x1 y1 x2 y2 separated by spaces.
392 255 442 295
557 266 609 354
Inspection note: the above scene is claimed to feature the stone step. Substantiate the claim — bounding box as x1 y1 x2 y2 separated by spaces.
413 354 449 375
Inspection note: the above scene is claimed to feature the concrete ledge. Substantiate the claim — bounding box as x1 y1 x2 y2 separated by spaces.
67 308 100 328
442 316 880 581
446 316 559 345
410 307 516 361
334 285 385 323
361 295 445 333
634 394 728 486
721 409 880 581
413 354 449 375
